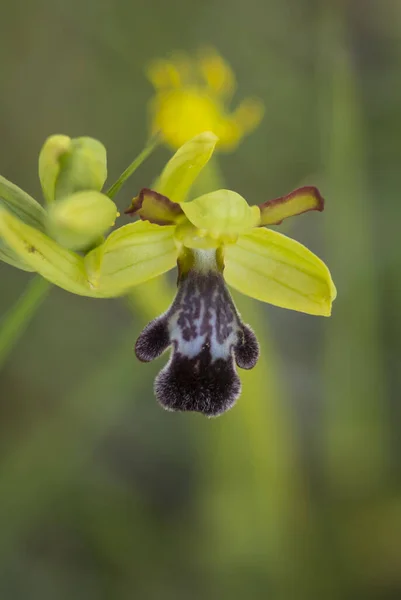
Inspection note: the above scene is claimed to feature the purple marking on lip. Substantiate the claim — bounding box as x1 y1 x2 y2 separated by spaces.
135 266 259 416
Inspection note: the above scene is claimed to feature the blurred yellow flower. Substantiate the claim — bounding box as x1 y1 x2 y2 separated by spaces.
147 48 264 151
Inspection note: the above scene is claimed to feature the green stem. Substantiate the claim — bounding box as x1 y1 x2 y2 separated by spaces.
106 135 160 199
0 276 50 369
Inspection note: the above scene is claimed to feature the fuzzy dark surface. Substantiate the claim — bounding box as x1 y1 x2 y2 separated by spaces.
155 344 241 417
135 266 259 416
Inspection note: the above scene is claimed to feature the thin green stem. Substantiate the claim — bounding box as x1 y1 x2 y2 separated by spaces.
0 276 50 369
106 135 160 200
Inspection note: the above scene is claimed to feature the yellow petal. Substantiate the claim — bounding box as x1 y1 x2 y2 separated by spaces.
85 220 177 296
259 186 324 226
214 118 242 151
154 131 218 203
181 189 260 242
215 99 265 151
146 59 182 89
224 228 336 316
198 48 236 98
232 98 265 134
150 91 221 151
0 208 97 296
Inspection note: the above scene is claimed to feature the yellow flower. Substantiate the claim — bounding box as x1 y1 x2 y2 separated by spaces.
0 132 336 417
120 132 336 416
147 48 264 151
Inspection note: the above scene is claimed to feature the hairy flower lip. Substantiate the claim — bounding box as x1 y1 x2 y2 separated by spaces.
135 250 260 417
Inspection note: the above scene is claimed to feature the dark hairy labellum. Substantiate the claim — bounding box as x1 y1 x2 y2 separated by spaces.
135 252 259 417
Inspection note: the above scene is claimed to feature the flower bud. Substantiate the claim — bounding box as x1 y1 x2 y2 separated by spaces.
47 191 118 251
39 135 107 204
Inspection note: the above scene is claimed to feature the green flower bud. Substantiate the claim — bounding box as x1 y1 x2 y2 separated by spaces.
47 191 118 251
39 135 108 204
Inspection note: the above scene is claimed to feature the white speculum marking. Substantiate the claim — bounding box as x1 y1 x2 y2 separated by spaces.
135 248 259 416
167 249 241 363
168 282 239 362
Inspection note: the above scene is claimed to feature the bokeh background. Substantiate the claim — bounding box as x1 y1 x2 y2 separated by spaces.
1 0 400 598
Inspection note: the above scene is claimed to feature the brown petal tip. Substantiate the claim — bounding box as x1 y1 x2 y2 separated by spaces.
259 186 325 226
125 188 183 225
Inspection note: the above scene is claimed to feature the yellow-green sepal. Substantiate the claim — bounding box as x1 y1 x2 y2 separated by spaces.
85 220 178 296
224 227 336 316
39 135 108 204
181 189 260 243
0 174 46 230
0 240 34 271
0 208 100 296
47 191 118 251
258 186 324 226
154 131 218 203
125 188 183 225
0 175 47 270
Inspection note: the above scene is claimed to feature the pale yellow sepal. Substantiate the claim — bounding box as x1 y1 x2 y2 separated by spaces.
0 174 46 230
0 208 100 296
154 132 218 203
85 220 177 296
259 186 324 226
0 240 34 271
224 228 336 316
39 135 108 204
47 191 118 251
181 189 260 243
0 174 47 270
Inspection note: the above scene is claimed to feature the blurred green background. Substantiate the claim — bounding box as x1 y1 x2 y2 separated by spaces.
0 0 400 598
